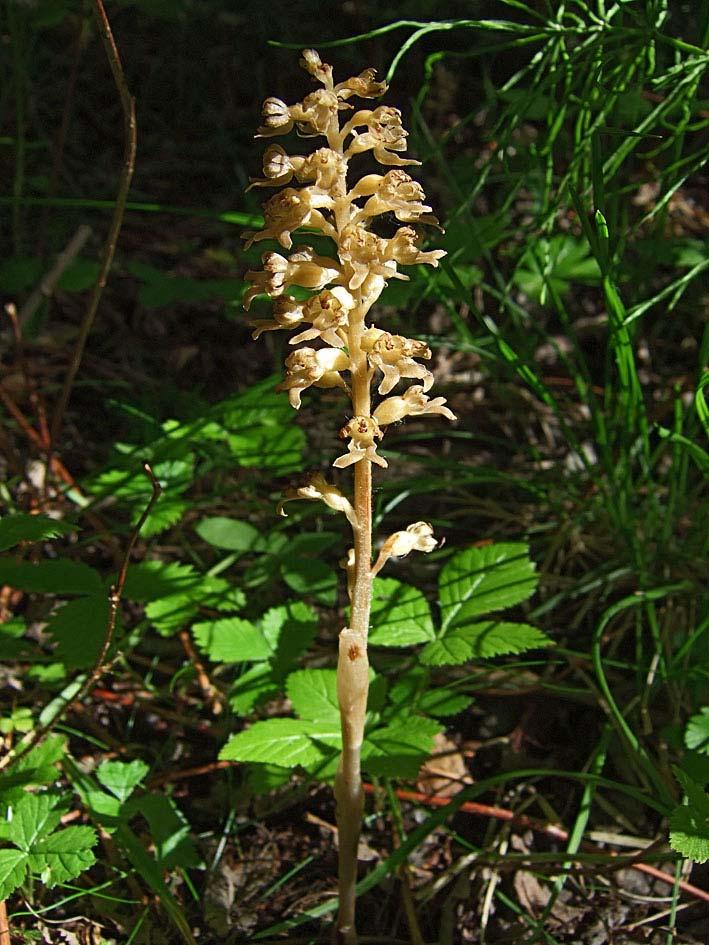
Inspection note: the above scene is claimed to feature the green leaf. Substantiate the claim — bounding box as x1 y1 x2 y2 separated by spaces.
686 708 709 756
228 424 305 474
669 769 709 863
31 825 97 886
219 719 338 768
260 601 318 665
0 514 75 551
192 617 271 662
439 543 538 631
140 497 190 537
229 663 281 716
369 577 435 647
97 759 149 803
145 574 244 637
57 258 100 292
0 559 102 596
418 688 473 717
421 621 551 666
513 235 601 303
121 560 201 602
195 517 264 552
127 794 201 869
281 556 337 605
0 849 28 899
363 717 442 779
47 595 111 669
287 669 339 722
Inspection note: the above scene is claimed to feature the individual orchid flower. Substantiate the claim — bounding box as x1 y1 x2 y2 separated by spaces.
362 328 433 395
242 187 336 249
276 346 349 409
248 145 346 192
372 522 437 575
342 106 421 166
338 225 405 291
289 287 355 347
248 295 306 339
333 416 387 468
243 248 342 310
374 384 457 425
335 68 388 101
386 226 447 267
278 473 359 528
349 170 437 226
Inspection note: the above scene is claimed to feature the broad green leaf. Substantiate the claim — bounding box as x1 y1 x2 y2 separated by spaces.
57 258 100 292
47 595 111 669
97 759 149 803
670 769 709 863
229 663 280 715
219 719 337 768
363 717 442 779
192 617 271 662
287 669 339 723
31 825 97 886
195 517 264 552
439 543 538 631
0 514 74 551
121 560 200 602
127 794 201 869
418 688 473 717
145 575 244 637
0 849 28 899
369 577 435 647
260 601 318 665
3 793 60 849
0 559 102 596
228 424 305 474
281 556 337 605
421 621 551 666
685 708 709 755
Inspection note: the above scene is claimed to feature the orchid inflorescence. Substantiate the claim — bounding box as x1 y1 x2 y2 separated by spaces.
242 49 454 943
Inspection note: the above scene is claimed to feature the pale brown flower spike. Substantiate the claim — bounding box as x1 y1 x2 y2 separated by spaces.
242 50 455 944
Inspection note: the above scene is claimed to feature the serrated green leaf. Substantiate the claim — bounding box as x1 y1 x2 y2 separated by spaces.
228 425 305 474
229 662 280 715
287 669 339 723
281 556 337 605
0 559 102 596
369 577 435 647
97 759 149 803
418 688 473 717
363 716 442 778
261 601 318 665
192 617 271 662
669 805 709 863
219 719 338 768
686 708 709 756
0 514 75 552
140 497 189 537
0 848 27 899
195 517 264 552
47 595 111 669
421 621 551 666
31 825 97 886
5 794 62 849
121 560 200 602
439 543 538 631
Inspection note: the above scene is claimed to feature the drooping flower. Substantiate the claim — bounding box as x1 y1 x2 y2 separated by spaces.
248 145 346 192
333 416 387 468
342 106 420 166
362 328 433 395
278 473 359 528
243 248 341 310
350 170 437 225
242 187 336 250
249 295 306 339
277 346 350 409
377 521 437 564
387 226 447 267
373 385 456 426
335 68 388 101
289 287 355 347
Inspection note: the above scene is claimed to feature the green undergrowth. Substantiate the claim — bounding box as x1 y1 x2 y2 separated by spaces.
1 0 708 941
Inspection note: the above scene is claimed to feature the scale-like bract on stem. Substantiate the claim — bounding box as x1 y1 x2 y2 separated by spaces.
243 48 454 944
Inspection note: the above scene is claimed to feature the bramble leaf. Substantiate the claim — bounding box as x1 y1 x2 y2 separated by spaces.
421 620 551 666
369 577 435 647
685 708 709 756
0 514 74 552
287 669 339 723
193 617 271 662
219 719 339 768
97 759 149 803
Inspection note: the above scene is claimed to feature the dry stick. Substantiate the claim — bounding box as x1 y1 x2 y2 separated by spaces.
19 225 93 326
50 0 136 447
0 464 162 773
0 901 9 945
